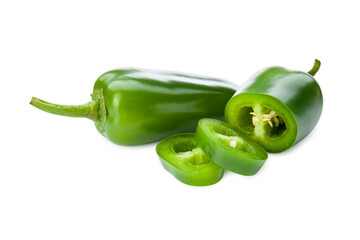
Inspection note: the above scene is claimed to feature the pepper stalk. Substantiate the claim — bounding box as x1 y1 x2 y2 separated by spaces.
30 89 107 132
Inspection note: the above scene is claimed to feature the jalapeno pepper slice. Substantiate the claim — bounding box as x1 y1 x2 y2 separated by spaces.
194 118 268 176
225 60 323 153
156 133 224 186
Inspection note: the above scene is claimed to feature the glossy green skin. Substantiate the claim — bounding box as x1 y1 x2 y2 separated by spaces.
94 68 237 145
194 119 268 176
225 66 323 153
156 133 224 186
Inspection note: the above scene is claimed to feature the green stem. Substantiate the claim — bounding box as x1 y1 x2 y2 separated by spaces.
29 97 99 120
308 59 321 76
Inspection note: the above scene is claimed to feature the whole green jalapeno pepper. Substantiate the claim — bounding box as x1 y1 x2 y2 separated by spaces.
225 60 323 153
30 68 237 145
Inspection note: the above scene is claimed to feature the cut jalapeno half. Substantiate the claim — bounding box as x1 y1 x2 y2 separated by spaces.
156 133 224 186
225 60 323 153
226 94 296 153
194 118 268 176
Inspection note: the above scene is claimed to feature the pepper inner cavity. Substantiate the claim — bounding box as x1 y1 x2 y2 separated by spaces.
250 110 284 128
172 140 210 166
211 124 254 152
250 108 287 138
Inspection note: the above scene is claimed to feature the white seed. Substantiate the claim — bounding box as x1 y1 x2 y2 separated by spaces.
252 116 259 126
250 112 257 116
267 120 273 127
262 114 272 118
229 140 237 148
273 117 279 127
268 110 277 116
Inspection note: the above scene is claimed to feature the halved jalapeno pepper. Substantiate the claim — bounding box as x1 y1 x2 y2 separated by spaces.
225 60 323 153
156 133 224 186
194 118 268 176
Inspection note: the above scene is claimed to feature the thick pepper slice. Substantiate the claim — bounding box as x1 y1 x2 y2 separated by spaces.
225 60 323 153
156 133 224 186
30 68 237 145
194 118 268 176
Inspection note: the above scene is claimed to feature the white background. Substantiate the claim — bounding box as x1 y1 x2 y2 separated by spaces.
1 1 359 239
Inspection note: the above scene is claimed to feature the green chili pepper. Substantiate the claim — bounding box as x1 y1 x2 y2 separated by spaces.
194 118 268 176
225 60 323 153
30 68 237 145
156 133 224 186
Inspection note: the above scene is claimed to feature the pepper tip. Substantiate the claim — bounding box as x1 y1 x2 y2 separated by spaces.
29 97 35 105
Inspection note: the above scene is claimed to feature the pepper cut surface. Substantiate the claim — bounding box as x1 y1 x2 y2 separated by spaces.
225 60 323 153
156 133 224 186
194 118 268 176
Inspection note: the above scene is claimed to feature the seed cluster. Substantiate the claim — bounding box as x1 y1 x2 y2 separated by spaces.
250 110 284 128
